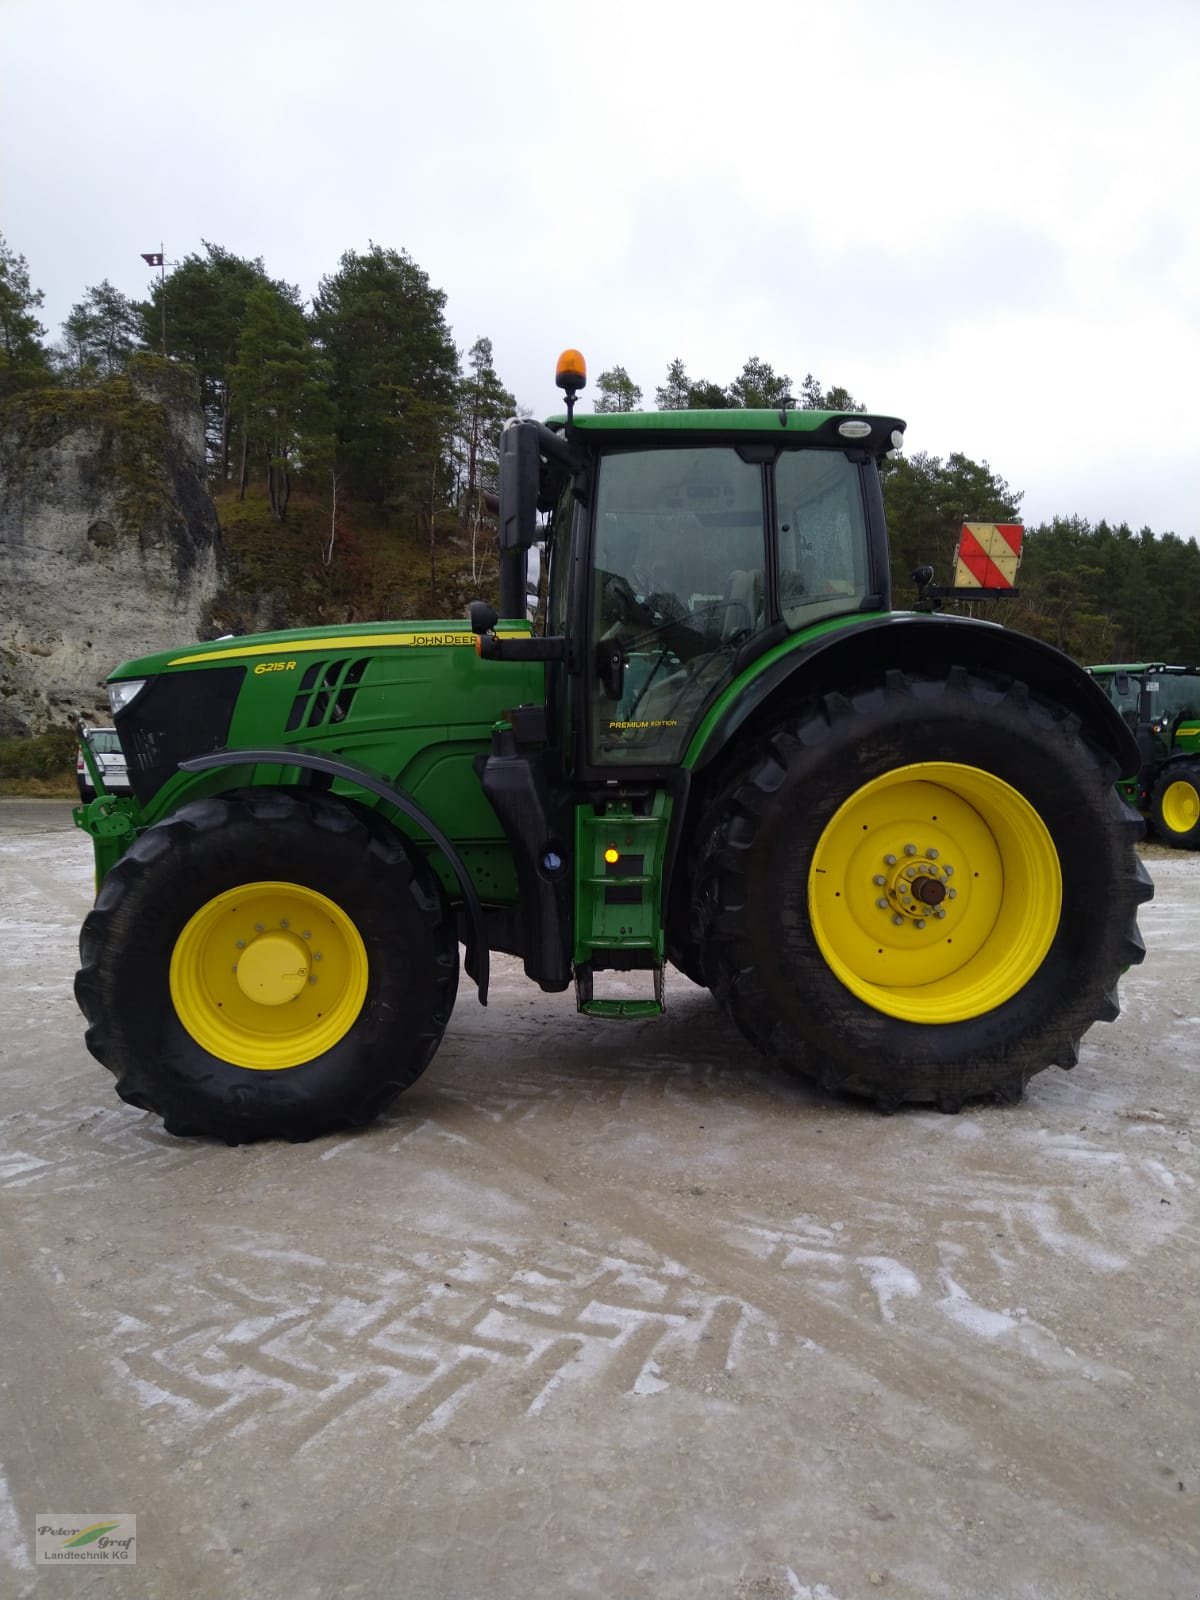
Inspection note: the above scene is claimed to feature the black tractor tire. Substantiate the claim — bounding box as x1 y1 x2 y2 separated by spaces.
75 789 459 1143
1149 760 1200 849
696 666 1152 1111
666 807 725 988
665 936 708 989
667 775 750 991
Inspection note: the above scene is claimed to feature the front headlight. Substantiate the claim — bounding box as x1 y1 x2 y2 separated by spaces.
108 678 148 715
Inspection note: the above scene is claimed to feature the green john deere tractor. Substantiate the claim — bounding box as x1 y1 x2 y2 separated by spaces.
74 350 1153 1142
1087 663 1200 848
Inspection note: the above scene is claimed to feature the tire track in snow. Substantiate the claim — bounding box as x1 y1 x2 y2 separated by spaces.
84 1240 756 1458
423 1093 1192 1548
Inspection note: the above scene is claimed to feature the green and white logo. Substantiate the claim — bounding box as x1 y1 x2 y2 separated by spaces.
35 1514 136 1563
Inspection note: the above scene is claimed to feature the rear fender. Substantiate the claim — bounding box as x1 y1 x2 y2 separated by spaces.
686 612 1140 781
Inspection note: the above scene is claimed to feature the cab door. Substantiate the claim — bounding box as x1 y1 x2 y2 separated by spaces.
585 445 769 767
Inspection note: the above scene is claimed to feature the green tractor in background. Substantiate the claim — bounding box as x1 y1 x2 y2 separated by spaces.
1087 663 1200 848
74 350 1152 1143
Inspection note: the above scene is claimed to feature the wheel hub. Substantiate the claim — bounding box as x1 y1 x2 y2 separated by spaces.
911 874 947 907
170 880 368 1071
875 847 957 927
235 931 311 1006
808 762 1062 1024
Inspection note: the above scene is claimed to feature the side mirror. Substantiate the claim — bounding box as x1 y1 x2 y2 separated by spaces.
499 421 539 552
1113 672 1132 697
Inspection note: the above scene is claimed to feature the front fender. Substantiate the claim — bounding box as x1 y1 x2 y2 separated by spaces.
686 612 1140 780
179 748 491 1004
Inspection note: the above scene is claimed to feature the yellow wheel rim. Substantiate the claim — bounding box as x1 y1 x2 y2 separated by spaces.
1161 778 1200 836
808 762 1062 1024
169 881 369 1070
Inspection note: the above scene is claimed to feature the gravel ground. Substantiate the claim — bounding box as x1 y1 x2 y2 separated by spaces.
1 798 1197 1600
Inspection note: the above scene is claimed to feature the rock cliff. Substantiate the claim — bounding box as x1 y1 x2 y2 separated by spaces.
0 358 226 733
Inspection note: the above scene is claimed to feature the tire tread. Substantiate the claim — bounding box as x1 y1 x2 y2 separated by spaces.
695 665 1151 1111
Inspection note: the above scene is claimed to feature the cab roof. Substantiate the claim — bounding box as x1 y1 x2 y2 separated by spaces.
547 409 905 457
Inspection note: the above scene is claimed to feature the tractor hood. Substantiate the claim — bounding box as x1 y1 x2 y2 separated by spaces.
107 617 532 684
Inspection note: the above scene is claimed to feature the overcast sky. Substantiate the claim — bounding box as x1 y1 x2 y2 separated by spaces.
3 0 1197 539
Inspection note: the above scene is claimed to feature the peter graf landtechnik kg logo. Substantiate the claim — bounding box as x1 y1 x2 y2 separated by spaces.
35 1514 136 1563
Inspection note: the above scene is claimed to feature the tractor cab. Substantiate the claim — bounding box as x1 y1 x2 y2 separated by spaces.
477 350 905 779
467 353 906 1013
1090 664 1200 756
1088 663 1200 845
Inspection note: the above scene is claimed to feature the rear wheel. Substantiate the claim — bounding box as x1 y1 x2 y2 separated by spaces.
698 667 1152 1110
1150 761 1200 849
75 789 458 1142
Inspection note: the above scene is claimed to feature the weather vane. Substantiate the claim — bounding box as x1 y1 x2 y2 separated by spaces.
139 244 174 356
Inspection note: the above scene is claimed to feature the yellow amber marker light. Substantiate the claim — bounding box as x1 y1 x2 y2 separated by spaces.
604 847 620 865
556 348 587 392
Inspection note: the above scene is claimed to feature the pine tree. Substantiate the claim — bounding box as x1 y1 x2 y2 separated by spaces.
799 372 865 412
0 233 52 396
882 449 1022 602
454 336 518 581
229 286 331 521
727 356 793 409
312 244 458 510
141 242 296 477
685 378 730 409
655 357 691 410
593 365 643 413
55 280 143 384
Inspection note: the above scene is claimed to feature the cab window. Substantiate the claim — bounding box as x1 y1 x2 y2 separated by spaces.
545 478 575 638
589 447 766 764
775 450 870 628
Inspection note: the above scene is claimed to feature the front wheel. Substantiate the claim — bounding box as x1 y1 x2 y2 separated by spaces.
698 668 1152 1110
75 790 459 1142
1150 761 1200 849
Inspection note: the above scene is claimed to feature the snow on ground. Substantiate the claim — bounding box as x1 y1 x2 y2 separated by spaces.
1 800 1197 1600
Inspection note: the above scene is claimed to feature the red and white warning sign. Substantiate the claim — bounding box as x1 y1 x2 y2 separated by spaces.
952 523 1023 590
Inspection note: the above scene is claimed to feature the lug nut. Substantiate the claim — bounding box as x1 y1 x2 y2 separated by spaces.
873 875 886 886
884 854 897 866
280 919 289 929
892 914 904 925
948 889 957 900
903 844 917 857
235 939 245 950
915 919 926 930
905 867 917 879
302 931 311 940
876 897 889 909
935 909 947 920
928 848 939 859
